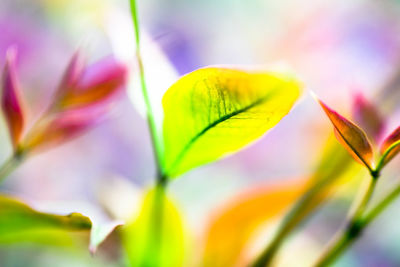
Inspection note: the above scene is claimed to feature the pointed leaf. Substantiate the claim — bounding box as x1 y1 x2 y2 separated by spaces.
1 48 25 149
53 51 86 100
203 179 306 267
122 187 186 267
352 92 385 143
315 95 374 169
162 67 302 177
379 126 400 167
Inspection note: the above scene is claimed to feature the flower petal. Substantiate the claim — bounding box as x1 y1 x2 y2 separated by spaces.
1 48 25 150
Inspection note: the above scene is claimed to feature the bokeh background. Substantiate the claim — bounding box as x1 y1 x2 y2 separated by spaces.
1 0 400 266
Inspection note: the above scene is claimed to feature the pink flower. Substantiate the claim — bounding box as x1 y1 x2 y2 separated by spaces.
1 48 127 155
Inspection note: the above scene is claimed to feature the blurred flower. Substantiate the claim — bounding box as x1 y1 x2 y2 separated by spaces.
352 91 386 144
1 47 127 156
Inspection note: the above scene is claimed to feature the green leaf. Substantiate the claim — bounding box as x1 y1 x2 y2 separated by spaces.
162 67 302 177
122 187 186 267
0 194 119 252
0 195 91 244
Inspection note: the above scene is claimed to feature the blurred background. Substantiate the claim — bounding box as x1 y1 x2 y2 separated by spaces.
1 0 400 266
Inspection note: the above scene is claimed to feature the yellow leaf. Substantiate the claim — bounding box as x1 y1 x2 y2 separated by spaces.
0 195 91 245
122 187 186 267
0 195 119 252
162 67 302 177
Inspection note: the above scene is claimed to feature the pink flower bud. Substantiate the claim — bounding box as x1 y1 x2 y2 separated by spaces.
18 52 127 154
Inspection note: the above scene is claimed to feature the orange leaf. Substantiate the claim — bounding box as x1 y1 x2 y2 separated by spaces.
379 126 400 167
315 94 374 170
1 48 25 150
202 179 306 267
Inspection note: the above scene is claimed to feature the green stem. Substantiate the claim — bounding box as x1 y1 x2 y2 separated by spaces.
129 0 166 183
128 2 169 265
0 153 23 185
251 170 340 267
251 185 319 266
375 140 400 174
314 172 379 267
363 184 400 226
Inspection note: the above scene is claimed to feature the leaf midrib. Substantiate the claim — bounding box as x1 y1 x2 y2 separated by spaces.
166 92 275 174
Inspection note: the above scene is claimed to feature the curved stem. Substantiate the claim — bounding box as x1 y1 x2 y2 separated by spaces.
314 173 378 267
0 153 24 185
375 140 400 174
363 183 400 227
251 183 322 267
129 0 166 184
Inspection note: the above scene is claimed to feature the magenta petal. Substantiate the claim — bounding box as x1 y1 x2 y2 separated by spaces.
55 55 127 110
1 47 25 149
59 51 86 91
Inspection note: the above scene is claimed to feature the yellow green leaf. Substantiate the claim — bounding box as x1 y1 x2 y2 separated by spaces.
0 194 120 252
315 95 374 170
162 67 302 177
122 187 186 267
202 179 306 267
0 195 91 244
